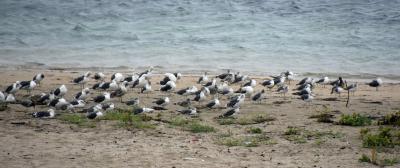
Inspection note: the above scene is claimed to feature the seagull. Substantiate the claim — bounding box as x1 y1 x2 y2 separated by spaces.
177 86 198 96
5 94 16 103
175 98 191 107
153 97 170 106
86 104 103 113
227 94 245 108
93 72 105 81
273 76 286 86
368 78 382 91
219 107 239 118
48 98 70 110
87 111 103 119
178 107 197 115
124 73 139 87
35 92 55 105
111 72 124 83
70 100 86 108
160 73 178 85
219 87 234 96
133 107 155 115
138 66 153 78
251 90 265 103
243 79 257 87
160 81 176 92
54 85 68 98
293 84 312 96
203 78 216 88
193 91 206 102
262 79 275 89
18 99 36 108
100 80 119 91
19 80 37 95
126 98 140 106
284 71 295 84
33 73 45 86
141 81 152 94
4 81 21 94
197 72 209 84
297 77 313 86
100 102 115 111
235 86 254 96
93 92 111 103
206 98 220 109
330 77 345 87
277 85 289 97
74 88 90 100
300 94 314 102
316 76 330 88
216 69 232 80
0 91 4 102
111 81 128 102
331 85 344 97
232 72 248 84
346 83 358 95
73 71 91 89
32 109 55 118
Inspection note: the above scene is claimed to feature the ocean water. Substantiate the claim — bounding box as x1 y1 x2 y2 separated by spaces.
0 0 399 79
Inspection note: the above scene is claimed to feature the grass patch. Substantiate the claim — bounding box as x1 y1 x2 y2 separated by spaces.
216 134 276 147
378 111 400 126
101 109 155 130
309 105 334 123
359 150 399 166
283 127 343 144
167 116 215 133
215 114 275 125
247 127 263 134
60 114 96 128
338 113 372 126
362 127 400 148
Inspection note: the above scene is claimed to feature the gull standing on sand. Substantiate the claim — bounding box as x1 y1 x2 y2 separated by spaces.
300 94 314 102
93 92 111 103
4 81 21 94
220 107 239 118
19 80 37 95
316 76 330 88
74 88 90 100
346 83 358 95
153 97 170 107
227 94 245 108
5 94 16 103
277 85 289 97
160 81 176 92
100 80 119 91
198 72 209 84
111 72 124 83
235 86 254 96
331 85 344 97
111 81 128 102
0 91 5 102
33 73 45 86
70 99 86 108
93 72 105 81
177 86 198 96
297 77 313 86
243 79 257 87
262 79 275 89
206 98 220 109
54 84 68 98
125 98 140 106
368 78 382 91
87 111 103 119
73 71 91 89
251 90 265 103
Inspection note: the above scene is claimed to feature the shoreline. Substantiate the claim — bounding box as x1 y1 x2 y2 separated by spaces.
2 63 400 83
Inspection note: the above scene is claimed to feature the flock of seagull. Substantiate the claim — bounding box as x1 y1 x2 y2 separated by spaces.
0 67 384 120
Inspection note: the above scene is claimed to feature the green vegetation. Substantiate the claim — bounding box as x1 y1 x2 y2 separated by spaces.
167 116 215 133
102 109 155 129
216 114 275 125
247 127 263 134
309 105 334 123
359 150 399 167
59 114 96 128
361 127 400 148
359 154 371 163
283 127 343 144
378 111 400 126
216 134 276 147
338 113 372 126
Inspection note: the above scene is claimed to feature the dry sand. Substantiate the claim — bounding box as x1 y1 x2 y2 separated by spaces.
0 69 399 168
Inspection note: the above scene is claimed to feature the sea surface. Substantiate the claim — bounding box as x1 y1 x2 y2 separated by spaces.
0 0 399 79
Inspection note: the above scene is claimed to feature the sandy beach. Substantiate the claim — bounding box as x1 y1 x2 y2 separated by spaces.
0 69 399 168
